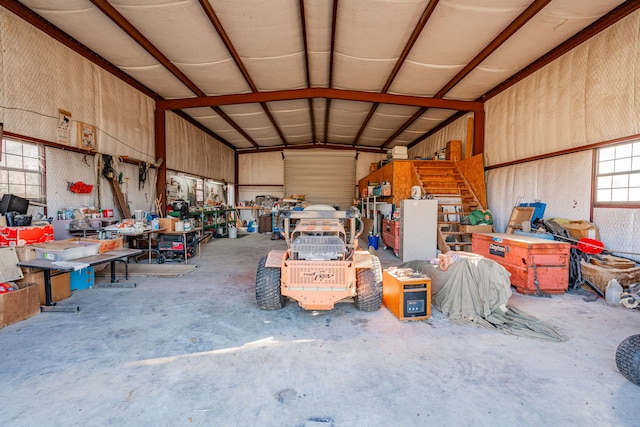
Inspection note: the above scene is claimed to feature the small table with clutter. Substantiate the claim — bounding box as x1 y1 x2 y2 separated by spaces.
17 248 143 311
104 221 165 264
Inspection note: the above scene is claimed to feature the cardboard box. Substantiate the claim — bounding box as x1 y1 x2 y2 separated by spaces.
461 224 493 243
460 224 493 234
69 236 123 253
446 140 462 161
14 245 40 274
0 282 40 328
562 220 600 241
17 271 71 305
158 217 178 231
387 146 408 159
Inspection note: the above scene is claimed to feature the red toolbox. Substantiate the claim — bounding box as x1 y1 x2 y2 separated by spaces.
382 219 400 256
471 233 571 295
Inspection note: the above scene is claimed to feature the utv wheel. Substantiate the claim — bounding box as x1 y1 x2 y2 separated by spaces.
256 255 286 310
370 254 383 285
354 267 382 312
616 334 640 386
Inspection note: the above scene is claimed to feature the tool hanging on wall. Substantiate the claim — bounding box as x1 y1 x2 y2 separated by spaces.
139 161 149 190
101 154 115 179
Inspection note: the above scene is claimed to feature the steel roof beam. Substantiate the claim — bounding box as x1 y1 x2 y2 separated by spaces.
198 0 287 146
157 88 482 111
324 0 339 144
90 0 259 148
299 0 317 143
352 0 439 146
395 0 551 147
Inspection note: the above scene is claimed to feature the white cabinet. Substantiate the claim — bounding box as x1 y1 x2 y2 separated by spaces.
400 199 438 262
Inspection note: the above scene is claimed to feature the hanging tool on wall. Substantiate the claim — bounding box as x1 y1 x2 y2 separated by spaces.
101 154 131 219
102 154 115 179
139 161 149 190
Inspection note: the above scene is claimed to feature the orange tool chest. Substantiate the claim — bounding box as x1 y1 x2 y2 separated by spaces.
382 219 400 257
471 233 571 295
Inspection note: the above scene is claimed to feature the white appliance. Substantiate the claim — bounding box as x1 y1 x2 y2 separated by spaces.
400 199 438 262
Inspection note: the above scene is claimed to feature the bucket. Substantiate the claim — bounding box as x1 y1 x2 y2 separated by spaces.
229 227 237 239
368 234 379 250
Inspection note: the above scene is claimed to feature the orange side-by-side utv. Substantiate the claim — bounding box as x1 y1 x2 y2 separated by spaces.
256 206 383 311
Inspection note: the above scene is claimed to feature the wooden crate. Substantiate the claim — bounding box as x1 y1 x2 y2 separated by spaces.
580 260 640 293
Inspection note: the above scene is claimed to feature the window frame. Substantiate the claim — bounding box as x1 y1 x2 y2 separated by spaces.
593 140 640 207
0 136 46 207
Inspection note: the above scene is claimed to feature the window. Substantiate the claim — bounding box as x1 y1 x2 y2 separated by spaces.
0 138 45 203
595 141 640 203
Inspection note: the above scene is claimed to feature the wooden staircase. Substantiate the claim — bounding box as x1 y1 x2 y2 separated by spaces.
413 161 487 253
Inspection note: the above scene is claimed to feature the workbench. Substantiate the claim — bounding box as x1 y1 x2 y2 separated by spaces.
17 248 143 311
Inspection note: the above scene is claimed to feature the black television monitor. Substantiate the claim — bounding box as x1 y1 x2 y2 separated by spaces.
0 194 30 215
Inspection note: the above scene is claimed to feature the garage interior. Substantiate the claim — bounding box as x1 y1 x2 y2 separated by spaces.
1 1 640 425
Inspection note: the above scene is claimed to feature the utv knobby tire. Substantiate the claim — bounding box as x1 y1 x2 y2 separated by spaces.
616 334 640 386
370 254 383 285
354 267 382 312
256 255 286 310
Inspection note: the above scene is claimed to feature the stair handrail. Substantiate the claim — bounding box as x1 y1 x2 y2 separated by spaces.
410 161 427 197
454 164 485 211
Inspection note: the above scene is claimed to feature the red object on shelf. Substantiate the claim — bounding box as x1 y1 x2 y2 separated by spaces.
68 181 93 193
0 225 55 247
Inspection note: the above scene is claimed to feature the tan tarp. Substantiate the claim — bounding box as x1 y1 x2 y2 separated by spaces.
402 256 565 342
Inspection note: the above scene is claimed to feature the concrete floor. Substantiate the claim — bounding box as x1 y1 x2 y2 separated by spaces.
0 233 639 426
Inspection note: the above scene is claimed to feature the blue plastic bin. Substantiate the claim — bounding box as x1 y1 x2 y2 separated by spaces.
70 267 94 291
368 235 379 250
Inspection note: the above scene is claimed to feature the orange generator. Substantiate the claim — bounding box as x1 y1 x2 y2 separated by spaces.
471 233 571 295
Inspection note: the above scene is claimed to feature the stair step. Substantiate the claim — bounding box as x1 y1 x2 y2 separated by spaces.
446 242 472 247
